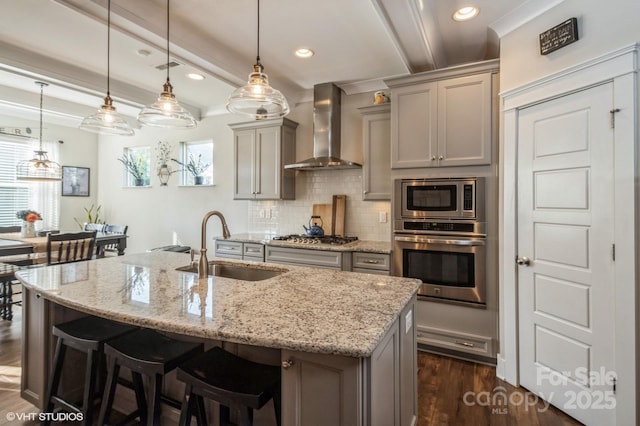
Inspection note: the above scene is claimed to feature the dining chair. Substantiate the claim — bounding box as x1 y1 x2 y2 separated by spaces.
0 245 34 320
99 224 128 257
83 223 105 232
46 231 97 265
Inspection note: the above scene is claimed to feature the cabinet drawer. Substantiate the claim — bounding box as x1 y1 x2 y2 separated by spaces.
215 240 243 258
352 267 389 276
352 252 390 271
266 246 342 270
416 325 493 358
243 243 265 261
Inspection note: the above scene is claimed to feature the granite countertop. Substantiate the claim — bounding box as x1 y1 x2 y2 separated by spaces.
16 251 419 357
219 232 392 254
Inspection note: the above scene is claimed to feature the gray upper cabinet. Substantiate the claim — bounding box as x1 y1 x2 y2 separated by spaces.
387 60 498 169
359 104 391 200
230 118 298 200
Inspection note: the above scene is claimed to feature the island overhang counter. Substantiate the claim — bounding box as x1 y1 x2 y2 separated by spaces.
17 251 420 426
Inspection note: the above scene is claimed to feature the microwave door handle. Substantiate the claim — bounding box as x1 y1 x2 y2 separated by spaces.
394 235 486 246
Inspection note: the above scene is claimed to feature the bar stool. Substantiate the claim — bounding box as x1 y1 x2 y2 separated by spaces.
176 346 281 426
42 316 137 426
98 328 204 426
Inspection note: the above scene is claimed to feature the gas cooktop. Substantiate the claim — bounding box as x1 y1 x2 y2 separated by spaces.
272 235 358 245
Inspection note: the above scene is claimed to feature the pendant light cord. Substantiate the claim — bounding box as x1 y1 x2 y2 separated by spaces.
166 0 170 83
256 0 261 66
106 0 111 96
38 83 43 151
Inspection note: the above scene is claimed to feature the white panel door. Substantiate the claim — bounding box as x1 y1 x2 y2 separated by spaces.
517 83 616 425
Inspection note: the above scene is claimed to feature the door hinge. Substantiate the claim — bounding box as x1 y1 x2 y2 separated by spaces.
610 108 621 129
612 243 615 261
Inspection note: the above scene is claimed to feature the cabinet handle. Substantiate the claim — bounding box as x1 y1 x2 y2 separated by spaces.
455 340 475 348
363 259 379 264
438 155 443 160
36 293 41 299
431 156 436 161
246 248 260 253
282 359 294 369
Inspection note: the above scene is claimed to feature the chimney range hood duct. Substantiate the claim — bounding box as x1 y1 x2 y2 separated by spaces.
284 83 361 170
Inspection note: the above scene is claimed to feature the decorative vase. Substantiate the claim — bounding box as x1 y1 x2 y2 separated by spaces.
21 221 36 238
134 178 145 187
157 164 171 186
194 175 204 185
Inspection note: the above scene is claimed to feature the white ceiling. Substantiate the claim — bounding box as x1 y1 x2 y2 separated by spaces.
0 0 563 127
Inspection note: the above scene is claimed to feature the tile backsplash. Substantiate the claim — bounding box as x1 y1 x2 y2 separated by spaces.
248 169 391 241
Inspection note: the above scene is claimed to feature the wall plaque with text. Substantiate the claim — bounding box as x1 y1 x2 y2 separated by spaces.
539 18 579 55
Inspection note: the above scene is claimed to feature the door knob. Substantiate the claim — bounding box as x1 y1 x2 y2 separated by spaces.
516 256 531 266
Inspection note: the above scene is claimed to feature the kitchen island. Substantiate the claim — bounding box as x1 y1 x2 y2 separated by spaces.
16 251 420 426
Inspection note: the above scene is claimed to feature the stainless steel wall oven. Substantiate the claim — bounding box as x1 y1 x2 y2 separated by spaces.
393 177 487 306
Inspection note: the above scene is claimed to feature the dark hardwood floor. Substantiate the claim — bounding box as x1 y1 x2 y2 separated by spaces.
1 306 582 425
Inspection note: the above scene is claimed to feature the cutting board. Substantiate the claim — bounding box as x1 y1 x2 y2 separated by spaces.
312 204 333 234
332 195 347 236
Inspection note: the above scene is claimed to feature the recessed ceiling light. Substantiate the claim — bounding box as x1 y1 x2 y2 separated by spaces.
295 48 314 59
187 73 205 81
452 6 479 21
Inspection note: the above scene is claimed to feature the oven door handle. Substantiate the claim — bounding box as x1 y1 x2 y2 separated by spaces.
394 235 486 246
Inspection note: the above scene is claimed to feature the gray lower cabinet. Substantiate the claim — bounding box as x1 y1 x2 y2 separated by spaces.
215 240 265 262
265 245 351 270
351 252 390 275
281 296 416 426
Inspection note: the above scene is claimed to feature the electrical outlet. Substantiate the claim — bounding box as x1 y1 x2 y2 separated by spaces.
378 211 387 223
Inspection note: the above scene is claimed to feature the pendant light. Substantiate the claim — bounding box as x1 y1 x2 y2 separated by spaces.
226 0 289 119
137 0 197 128
79 0 134 136
16 82 62 181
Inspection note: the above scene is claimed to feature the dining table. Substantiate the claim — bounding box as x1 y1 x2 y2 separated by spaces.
0 231 128 262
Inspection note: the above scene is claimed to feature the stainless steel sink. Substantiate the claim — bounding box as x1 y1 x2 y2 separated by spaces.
176 262 285 281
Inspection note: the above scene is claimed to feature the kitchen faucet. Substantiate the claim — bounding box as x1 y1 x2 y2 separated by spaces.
199 210 231 278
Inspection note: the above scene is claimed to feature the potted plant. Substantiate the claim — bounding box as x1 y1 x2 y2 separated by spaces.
118 152 148 186
172 153 210 185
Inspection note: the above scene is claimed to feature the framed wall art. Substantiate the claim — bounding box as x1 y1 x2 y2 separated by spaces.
62 166 90 196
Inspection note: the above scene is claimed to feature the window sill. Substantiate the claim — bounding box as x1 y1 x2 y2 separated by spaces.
177 184 216 187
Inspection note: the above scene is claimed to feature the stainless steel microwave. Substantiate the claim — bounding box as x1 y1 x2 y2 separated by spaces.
394 177 484 220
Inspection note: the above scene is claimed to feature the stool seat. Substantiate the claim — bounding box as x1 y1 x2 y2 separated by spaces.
177 347 281 426
98 328 204 426
43 316 137 426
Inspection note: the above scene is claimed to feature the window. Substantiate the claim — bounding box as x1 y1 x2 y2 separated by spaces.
0 137 60 229
120 146 151 187
175 140 213 186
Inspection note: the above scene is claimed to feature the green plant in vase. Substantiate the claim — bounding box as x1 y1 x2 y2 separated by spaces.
172 153 210 185
118 152 148 186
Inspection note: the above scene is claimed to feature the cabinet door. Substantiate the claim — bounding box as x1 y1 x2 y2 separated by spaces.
255 126 281 199
437 73 491 166
234 129 256 199
390 82 437 169
281 350 361 426
362 108 391 200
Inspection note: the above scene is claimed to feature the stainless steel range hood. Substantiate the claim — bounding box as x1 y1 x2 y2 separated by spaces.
284 83 361 170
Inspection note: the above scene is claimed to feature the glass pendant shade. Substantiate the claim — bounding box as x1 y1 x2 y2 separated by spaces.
80 95 134 136
138 80 197 128
137 0 197 129
227 64 290 119
16 81 62 181
226 0 289 120
79 0 134 136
